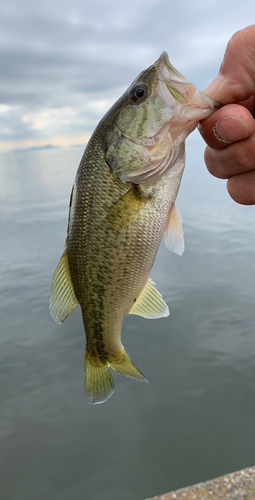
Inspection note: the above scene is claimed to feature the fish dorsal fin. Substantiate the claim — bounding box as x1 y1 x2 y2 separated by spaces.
164 203 184 255
50 247 78 324
129 277 169 319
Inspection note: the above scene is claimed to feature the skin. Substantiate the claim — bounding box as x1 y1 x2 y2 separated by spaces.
198 25 255 205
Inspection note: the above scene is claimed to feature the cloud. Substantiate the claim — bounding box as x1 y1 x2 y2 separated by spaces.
0 0 254 150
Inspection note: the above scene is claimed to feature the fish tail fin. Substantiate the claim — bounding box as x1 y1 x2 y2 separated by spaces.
109 349 148 383
84 348 147 404
84 350 115 405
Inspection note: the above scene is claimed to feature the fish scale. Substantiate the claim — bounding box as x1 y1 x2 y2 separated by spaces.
50 51 220 404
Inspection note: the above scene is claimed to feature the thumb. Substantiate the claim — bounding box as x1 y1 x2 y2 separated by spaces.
204 25 255 104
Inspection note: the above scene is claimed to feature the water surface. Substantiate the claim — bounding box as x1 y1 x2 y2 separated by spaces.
1 135 255 500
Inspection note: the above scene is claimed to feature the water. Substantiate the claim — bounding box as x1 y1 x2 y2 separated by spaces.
1 136 255 500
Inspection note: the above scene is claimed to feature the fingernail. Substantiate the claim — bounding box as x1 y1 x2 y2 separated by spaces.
214 116 250 143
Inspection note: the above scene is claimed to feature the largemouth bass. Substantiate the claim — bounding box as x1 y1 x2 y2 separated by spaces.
50 52 220 404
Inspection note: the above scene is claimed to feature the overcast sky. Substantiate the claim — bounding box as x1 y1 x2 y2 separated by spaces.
0 0 255 151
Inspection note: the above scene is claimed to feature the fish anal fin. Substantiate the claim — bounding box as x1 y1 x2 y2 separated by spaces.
129 277 169 319
50 248 78 324
164 203 184 255
84 350 115 405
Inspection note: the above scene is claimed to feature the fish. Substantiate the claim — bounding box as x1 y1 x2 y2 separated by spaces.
50 52 220 404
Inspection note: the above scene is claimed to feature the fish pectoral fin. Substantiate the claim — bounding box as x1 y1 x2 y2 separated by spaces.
106 187 148 228
109 350 148 382
129 277 169 319
164 203 184 255
84 350 115 405
50 247 78 324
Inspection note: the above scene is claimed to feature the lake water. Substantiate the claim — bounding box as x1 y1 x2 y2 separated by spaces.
1 133 255 500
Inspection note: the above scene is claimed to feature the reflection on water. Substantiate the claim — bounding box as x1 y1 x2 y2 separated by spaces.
1 137 255 500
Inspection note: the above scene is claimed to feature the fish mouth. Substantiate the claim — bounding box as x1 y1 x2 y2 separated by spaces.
155 51 221 119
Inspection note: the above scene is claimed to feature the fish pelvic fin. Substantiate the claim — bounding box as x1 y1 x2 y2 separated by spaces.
164 203 184 256
84 350 115 405
50 247 78 324
109 350 148 383
129 277 169 318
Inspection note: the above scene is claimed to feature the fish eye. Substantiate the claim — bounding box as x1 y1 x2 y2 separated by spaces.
130 84 148 103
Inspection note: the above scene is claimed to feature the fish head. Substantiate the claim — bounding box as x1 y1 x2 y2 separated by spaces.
105 52 221 184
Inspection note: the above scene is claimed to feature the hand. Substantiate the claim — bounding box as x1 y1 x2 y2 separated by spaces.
199 25 255 205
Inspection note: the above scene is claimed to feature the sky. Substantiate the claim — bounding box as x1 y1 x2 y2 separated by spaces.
0 0 255 152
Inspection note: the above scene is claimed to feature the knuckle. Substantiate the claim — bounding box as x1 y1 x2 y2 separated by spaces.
227 171 255 205
204 133 255 180
204 147 228 178
235 135 255 170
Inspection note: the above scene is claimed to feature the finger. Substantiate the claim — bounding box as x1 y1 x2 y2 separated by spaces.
204 25 255 103
204 132 255 179
199 104 254 149
227 170 255 205
237 95 255 115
